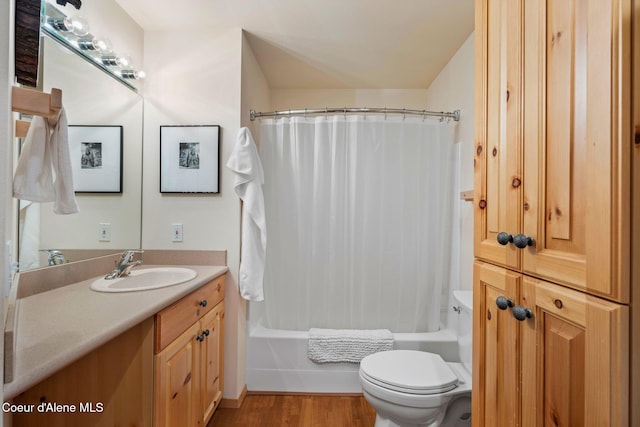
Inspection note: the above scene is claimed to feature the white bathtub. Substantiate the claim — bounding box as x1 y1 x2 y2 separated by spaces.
246 321 459 393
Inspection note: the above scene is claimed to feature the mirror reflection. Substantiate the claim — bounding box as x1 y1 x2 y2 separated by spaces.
17 34 143 271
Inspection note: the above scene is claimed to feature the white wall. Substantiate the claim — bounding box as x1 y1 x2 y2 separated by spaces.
425 33 475 327
270 88 428 111
142 27 244 400
241 32 270 140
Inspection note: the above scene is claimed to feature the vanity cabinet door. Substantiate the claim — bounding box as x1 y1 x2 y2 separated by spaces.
520 276 629 426
521 0 632 302
472 261 521 427
154 322 200 427
474 0 523 271
198 302 225 426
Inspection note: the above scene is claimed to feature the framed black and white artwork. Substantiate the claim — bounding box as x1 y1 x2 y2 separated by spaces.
160 125 220 193
68 125 123 193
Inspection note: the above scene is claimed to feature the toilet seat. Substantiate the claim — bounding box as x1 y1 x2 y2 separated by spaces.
359 350 459 395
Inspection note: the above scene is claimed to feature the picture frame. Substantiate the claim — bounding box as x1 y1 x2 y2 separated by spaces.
160 125 220 193
68 125 123 193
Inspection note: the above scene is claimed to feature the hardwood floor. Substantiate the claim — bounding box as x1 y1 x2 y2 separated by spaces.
208 394 377 426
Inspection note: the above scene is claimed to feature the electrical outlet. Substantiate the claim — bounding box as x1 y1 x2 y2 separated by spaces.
99 223 111 242
172 223 183 242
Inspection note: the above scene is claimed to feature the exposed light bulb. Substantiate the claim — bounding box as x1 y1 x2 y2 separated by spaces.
92 37 113 54
77 37 112 54
116 55 132 68
49 15 90 36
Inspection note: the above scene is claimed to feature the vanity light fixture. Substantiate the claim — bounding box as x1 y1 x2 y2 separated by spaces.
48 15 90 36
42 0 145 89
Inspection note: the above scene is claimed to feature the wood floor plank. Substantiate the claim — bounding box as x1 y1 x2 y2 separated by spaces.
208 394 376 426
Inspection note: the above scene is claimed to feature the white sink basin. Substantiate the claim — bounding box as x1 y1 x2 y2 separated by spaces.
90 267 197 293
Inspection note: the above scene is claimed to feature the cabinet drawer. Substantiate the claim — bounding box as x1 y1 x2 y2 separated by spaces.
155 274 225 353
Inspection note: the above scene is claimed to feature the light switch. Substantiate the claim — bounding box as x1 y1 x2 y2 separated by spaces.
172 223 183 242
99 223 111 242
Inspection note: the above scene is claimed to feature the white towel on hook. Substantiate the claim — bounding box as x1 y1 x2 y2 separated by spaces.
13 108 79 214
226 127 266 301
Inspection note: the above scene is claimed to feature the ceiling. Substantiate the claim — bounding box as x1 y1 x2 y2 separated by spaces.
115 0 475 90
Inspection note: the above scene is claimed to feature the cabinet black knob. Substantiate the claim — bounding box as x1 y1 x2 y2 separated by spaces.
199 300 208 307
512 306 533 321
513 234 534 249
497 232 513 246
496 296 514 310
196 334 205 342
203 329 210 337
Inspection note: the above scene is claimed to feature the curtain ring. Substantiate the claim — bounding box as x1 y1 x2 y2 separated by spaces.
344 107 347 119
422 110 426 122
304 108 307 120
384 107 387 120
364 106 367 120
325 107 328 120
403 109 406 121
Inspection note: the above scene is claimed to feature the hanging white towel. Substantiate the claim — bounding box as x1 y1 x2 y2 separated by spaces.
13 108 79 214
226 127 267 301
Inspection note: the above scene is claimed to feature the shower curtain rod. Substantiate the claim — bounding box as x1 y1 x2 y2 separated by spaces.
249 107 460 121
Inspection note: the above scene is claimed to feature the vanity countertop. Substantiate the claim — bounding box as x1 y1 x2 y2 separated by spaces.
4 264 228 399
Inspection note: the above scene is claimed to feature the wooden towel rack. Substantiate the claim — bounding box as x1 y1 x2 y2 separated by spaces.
460 190 474 202
12 86 63 137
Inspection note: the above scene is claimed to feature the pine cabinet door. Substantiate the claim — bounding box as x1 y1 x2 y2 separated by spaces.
198 303 225 426
472 261 521 426
474 0 524 271
520 276 629 426
521 0 632 301
154 322 200 427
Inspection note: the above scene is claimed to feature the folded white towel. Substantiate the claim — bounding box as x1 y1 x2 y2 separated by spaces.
13 108 79 214
226 127 267 301
308 328 394 364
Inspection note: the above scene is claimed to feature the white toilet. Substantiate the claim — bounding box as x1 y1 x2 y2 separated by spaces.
359 290 473 427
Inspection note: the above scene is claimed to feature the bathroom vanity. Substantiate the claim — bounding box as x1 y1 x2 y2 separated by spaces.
4 257 227 427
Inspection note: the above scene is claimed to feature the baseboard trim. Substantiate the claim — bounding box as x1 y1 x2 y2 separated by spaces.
246 390 364 397
220 385 248 409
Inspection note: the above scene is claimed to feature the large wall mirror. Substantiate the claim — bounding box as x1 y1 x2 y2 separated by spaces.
16 32 143 271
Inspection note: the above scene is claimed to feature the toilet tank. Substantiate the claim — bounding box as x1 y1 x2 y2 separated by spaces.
453 290 473 374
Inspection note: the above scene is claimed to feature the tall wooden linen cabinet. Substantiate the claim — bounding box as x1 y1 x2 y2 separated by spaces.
473 0 639 425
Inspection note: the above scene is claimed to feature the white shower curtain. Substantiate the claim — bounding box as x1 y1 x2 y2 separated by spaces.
260 115 456 333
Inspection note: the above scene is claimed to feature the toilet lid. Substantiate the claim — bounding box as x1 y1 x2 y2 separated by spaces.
360 350 458 395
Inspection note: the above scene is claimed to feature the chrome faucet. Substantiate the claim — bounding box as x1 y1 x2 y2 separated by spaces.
41 249 66 266
105 250 144 280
